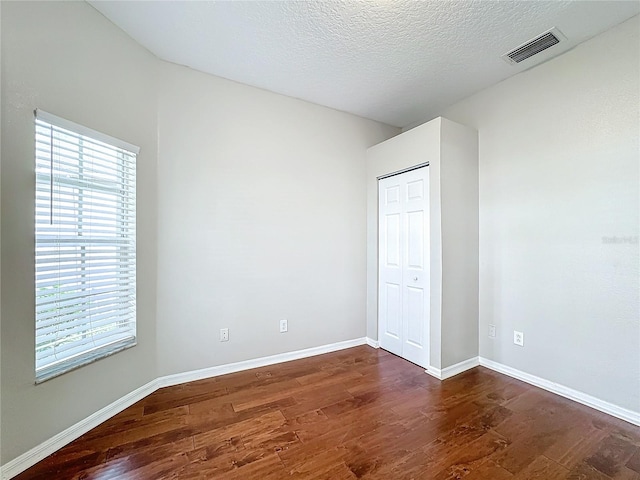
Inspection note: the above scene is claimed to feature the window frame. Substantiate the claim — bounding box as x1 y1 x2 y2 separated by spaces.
34 109 139 383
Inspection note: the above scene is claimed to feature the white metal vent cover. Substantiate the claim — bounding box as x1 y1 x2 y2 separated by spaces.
502 27 567 65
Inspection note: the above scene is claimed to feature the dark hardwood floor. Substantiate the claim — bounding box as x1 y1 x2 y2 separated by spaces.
14 346 640 479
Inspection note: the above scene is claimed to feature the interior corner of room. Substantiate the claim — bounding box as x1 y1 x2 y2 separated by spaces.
1 1 639 478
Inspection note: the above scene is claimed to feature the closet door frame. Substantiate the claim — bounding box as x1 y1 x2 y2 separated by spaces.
378 165 430 368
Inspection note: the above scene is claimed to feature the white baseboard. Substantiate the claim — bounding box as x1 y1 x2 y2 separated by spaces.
1 337 369 479
1 379 159 480
426 356 480 380
365 337 380 348
157 337 367 388
479 357 640 427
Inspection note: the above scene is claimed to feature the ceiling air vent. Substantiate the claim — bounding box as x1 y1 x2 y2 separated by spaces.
502 28 566 65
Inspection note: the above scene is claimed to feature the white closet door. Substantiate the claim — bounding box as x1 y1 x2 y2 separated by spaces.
378 167 430 368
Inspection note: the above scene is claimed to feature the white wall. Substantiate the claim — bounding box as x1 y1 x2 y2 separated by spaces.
1 1 159 464
156 62 397 376
443 15 640 412
440 119 479 367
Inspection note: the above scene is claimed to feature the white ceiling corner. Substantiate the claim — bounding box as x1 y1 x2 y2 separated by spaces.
88 0 639 128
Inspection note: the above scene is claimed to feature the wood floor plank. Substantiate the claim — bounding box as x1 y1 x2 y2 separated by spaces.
513 455 569 479
567 461 613 480
280 383 354 420
430 431 510 480
13 346 640 480
544 420 609 470
585 433 639 478
627 448 640 473
464 459 514 480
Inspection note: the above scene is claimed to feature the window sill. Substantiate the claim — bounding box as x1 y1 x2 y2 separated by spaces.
35 337 137 384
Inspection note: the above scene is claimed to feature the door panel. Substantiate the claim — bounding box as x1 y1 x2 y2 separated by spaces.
385 283 401 339
385 214 401 267
407 210 424 269
407 179 424 200
378 167 429 368
406 286 424 347
385 184 400 205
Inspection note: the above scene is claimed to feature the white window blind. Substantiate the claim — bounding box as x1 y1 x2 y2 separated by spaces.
35 109 138 383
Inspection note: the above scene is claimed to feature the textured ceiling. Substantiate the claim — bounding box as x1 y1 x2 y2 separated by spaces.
89 1 639 128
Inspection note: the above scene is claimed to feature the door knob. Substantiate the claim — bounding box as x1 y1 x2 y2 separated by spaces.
413 276 418 281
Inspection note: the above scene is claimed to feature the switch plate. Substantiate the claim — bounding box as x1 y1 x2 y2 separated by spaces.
220 328 229 342
514 330 524 346
280 319 288 333
488 324 496 338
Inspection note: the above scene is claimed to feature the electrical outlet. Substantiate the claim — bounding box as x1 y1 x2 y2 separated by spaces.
279 319 288 333
513 330 524 346
220 328 229 342
488 324 496 338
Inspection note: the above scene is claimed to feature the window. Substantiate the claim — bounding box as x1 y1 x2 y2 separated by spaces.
35 110 138 383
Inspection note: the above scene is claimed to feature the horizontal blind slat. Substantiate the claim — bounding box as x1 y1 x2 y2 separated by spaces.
36 287 135 305
37 297 135 318
35 141 136 171
35 266 136 283
36 274 136 292
37 300 135 324
35 153 136 180
37 292 135 315
36 311 136 339
35 176 135 200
